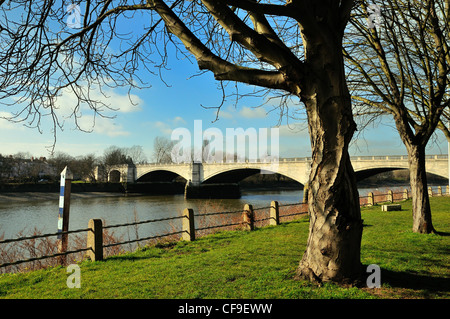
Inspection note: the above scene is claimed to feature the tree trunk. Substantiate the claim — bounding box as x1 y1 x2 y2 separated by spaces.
407 144 435 234
295 45 364 284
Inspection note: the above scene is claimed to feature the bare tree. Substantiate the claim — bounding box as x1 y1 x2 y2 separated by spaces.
344 0 450 234
103 146 133 167
75 154 99 181
0 0 362 284
127 145 148 164
152 136 174 164
48 152 74 177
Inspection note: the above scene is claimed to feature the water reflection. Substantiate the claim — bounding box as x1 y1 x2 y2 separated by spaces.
0 189 304 239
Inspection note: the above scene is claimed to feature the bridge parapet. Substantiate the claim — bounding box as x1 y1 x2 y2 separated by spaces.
100 154 448 185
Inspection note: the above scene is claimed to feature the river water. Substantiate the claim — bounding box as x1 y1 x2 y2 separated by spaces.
0 186 415 241
0 189 304 240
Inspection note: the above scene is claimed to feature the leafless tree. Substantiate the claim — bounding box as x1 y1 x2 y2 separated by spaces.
75 153 99 181
127 145 148 164
152 136 174 164
1 0 362 284
103 146 133 166
344 0 450 233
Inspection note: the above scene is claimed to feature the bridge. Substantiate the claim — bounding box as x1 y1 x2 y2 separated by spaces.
98 155 449 198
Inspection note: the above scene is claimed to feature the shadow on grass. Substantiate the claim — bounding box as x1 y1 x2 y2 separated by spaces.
435 231 450 237
381 268 450 296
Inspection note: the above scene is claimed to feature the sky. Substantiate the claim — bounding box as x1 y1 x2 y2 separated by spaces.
0 4 448 162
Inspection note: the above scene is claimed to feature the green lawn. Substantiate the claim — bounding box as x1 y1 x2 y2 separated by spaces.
1 197 449 299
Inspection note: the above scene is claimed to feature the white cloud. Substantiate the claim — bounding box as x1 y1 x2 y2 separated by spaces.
216 108 234 119
278 123 309 137
239 106 267 119
211 105 268 120
95 90 143 113
0 112 25 131
77 116 130 137
153 121 174 135
150 116 188 136
173 116 186 125
47 86 143 119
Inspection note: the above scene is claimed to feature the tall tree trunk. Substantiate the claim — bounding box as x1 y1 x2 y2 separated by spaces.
394 113 437 234
295 44 364 284
407 144 436 234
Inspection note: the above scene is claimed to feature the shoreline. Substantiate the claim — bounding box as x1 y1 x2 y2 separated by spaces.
0 191 128 202
0 183 446 203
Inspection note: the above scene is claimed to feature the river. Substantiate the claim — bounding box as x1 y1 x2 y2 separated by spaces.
0 188 308 240
0 185 419 241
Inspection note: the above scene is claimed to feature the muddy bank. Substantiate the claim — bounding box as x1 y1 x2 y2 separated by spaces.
0 182 126 193
0 191 127 202
0 182 130 202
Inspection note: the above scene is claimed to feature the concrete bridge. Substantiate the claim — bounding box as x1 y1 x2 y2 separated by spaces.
99 155 449 198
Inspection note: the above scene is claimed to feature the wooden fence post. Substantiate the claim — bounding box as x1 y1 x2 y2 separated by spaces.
437 186 442 196
57 166 72 265
302 183 309 203
182 208 195 241
387 190 393 203
87 219 103 261
403 189 409 200
269 201 279 226
428 186 433 197
368 192 374 206
243 204 255 231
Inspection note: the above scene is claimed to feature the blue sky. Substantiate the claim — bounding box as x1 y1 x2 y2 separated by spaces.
0 55 447 161
0 4 448 161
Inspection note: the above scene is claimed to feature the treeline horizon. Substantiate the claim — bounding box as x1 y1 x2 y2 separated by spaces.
0 145 150 183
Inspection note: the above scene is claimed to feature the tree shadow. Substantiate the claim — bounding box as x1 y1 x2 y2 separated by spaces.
380 268 450 296
435 231 450 237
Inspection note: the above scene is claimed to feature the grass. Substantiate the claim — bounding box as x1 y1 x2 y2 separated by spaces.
0 197 449 299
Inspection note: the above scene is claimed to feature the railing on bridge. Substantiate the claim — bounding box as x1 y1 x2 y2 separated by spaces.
135 154 448 165
1 186 449 273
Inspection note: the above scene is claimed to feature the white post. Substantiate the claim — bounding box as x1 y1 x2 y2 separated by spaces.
57 166 73 265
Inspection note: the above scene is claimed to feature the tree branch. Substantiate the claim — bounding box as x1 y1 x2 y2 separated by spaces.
149 0 290 91
199 0 303 72
224 0 297 18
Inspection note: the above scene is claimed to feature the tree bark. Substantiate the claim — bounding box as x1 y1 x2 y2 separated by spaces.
151 0 364 285
295 38 364 285
407 144 436 234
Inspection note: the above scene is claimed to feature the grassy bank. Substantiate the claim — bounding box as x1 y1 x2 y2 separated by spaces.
1 197 449 299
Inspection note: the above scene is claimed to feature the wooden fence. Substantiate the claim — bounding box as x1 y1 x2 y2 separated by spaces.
1 186 449 272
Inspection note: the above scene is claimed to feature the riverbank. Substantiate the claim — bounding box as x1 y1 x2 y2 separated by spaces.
0 191 127 202
1 196 449 299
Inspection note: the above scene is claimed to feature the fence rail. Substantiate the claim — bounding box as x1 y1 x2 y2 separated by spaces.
138 154 448 165
1 186 449 272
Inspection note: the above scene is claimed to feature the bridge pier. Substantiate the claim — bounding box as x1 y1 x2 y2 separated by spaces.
184 181 241 199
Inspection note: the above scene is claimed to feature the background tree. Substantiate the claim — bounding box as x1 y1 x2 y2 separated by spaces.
48 152 74 178
0 0 362 284
74 154 99 181
344 0 450 233
127 145 148 164
152 136 174 164
102 146 133 167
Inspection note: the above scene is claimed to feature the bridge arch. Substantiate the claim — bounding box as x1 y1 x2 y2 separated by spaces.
354 167 407 182
136 169 187 183
109 170 121 182
354 165 448 181
202 167 304 186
